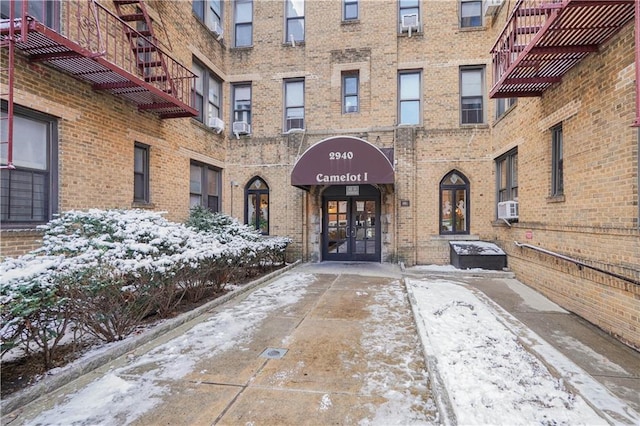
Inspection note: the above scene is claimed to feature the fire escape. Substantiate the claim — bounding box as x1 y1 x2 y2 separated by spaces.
1 0 197 169
489 0 638 125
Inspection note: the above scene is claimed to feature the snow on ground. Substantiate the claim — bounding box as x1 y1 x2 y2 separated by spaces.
359 281 437 425
8 269 639 426
25 273 317 426
406 278 638 426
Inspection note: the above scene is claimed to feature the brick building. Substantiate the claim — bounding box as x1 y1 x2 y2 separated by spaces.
1 0 638 348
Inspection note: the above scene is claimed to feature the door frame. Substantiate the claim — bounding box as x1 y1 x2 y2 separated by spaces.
321 185 381 262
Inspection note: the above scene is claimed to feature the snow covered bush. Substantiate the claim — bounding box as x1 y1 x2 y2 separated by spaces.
1 209 291 366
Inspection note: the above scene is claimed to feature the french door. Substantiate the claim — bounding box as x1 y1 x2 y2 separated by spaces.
322 186 380 262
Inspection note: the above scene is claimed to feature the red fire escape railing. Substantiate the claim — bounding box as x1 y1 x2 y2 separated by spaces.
490 0 636 122
0 0 197 119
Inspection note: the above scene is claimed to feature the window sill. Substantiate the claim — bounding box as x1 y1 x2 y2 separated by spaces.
132 202 156 209
191 117 226 134
341 19 360 25
458 25 486 32
231 45 253 51
283 41 305 47
546 195 565 203
397 31 423 38
460 123 490 129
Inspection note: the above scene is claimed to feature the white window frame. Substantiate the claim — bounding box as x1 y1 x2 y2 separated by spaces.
398 70 421 125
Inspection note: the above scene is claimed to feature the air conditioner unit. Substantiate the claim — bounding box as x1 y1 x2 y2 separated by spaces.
484 0 504 16
346 105 358 113
401 14 420 37
208 117 224 133
212 21 224 40
497 200 519 220
286 118 305 132
232 121 251 138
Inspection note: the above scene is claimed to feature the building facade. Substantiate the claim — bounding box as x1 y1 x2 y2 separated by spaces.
1 0 638 348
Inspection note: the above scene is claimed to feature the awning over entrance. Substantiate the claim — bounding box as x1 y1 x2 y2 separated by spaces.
291 136 394 190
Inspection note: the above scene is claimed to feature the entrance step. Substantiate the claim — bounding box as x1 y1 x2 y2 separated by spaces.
449 241 507 270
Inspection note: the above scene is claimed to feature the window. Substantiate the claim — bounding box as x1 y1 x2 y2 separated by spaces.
460 0 482 28
460 66 484 124
245 177 269 234
342 72 359 114
133 143 150 203
399 0 419 29
440 171 469 234
193 0 223 33
496 148 518 202
234 0 253 47
496 97 517 119
1 0 59 30
343 0 358 20
286 0 304 43
190 161 221 212
1 104 58 226
285 79 305 131
232 84 252 126
551 124 563 196
192 59 222 126
398 71 421 125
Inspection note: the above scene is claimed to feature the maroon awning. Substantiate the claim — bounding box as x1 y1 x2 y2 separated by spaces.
291 136 394 189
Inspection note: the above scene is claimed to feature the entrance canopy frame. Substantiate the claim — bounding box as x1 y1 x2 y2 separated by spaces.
291 136 395 191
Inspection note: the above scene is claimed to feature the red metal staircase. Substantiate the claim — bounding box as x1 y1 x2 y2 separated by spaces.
490 0 636 101
0 0 196 122
111 0 176 96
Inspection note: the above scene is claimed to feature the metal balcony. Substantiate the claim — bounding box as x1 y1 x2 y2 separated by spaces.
490 0 635 99
0 0 197 118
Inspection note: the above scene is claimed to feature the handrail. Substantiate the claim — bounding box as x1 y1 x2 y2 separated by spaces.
514 241 640 286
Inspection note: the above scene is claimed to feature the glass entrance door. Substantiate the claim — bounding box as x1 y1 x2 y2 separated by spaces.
323 187 380 261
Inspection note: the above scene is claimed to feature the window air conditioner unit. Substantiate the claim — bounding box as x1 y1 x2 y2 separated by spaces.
208 117 224 133
484 0 504 16
212 21 224 40
232 121 250 138
401 14 419 37
346 105 358 113
497 200 519 220
286 118 305 132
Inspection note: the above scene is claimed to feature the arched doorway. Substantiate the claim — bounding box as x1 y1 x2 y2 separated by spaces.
322 185 381 261
245 177 269 234
439 170 469 234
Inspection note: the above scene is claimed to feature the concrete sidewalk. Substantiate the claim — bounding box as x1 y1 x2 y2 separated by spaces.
2 262 639 425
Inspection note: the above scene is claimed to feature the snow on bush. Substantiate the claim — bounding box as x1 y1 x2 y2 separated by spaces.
1 209 290 367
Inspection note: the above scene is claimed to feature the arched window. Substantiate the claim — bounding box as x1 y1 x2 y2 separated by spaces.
440 170 469 234
245 177 269 234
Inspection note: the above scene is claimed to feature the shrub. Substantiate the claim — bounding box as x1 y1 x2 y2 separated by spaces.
1 209 291 369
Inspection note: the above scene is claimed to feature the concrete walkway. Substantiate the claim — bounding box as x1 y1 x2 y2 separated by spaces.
2 262 639 425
